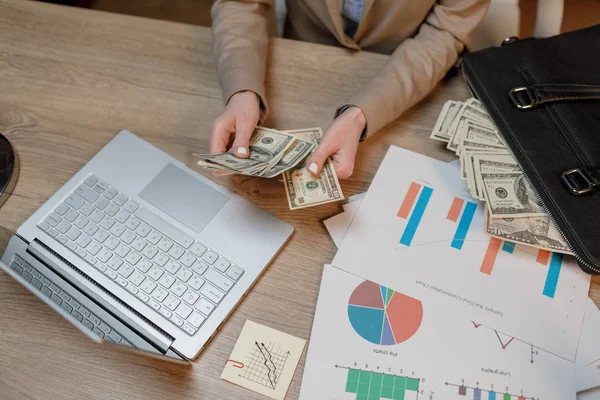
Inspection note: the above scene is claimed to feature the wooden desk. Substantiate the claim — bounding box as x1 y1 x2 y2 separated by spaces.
0 1 598 399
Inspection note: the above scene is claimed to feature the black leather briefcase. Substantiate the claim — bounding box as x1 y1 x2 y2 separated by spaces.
462 24 600 275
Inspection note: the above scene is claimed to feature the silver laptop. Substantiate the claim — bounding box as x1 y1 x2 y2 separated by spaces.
0 130 293 361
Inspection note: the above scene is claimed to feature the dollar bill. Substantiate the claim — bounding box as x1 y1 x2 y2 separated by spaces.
282 128 345 210
283 160 345 210
480 172 547 218
430 100 462 142
484 209 573 255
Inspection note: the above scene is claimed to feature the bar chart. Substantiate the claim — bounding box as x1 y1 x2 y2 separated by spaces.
478 238 564 299
398 182 433 246
342 366 420 400
446 382 533 400
447 197 478 250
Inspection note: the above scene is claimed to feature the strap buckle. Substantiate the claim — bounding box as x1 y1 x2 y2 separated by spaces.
561 168 598 195
509 87 537 110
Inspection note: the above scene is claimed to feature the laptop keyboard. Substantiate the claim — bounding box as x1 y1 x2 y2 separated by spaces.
37 174 244 337
8 255 132 347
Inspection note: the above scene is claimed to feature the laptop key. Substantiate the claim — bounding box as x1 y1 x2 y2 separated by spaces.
116 276 128 287
50 294 63 306
201 284 224 304
89 314 102 326
68 297 81 310
170 315 184 327
56 220 71 235
225 265 244 281
118 264 134 278
177 268 193 283
190 243 207 257
136 223 151 238
214 258 230 272
125 284 138 295
159 308 172 319
60 303 73 315
164 294 180 311
44 213 61 227
188 274 205 291
188 312 205 329
172 281 187 297
107 257 123 271
31 269 42 279
148 299 161 311
165 260 181 275
106 270 118 280
76 234 92 249
38 222 50 232
191 261 209 276
137 259 152 273
72 311 83 322
103 187 118 200
55 203 69 216
182 289 199 306
141 279 157 294
75 185 99 203
142 245 158 260
168 245 184 260
99 321 111 334
201 251 218 265
125 251 141 266
159 274 175 289
130 270 145 286
104 236 120 250
180 252 196 268
84 175 99 187
83 319 94 330
104 203 120 217
183 324 197 336
123 200 139 214
64 209 79 222
66 226 82 241
92 327 105 339
113 193 128 206
83 223 99 237
32 279 43 290
65 194 84 210
22 271 33 283
136 291 150 303
195 297 215 316
151 286 168 302
157 237 174 252
80 203 95 217
175 303 192 319
90 210 105 224
124 217 140 231
147 230 162 245
108 330 122 343
41 286 52 298
94 197 110 210
205 269 234 292
56 235 68 245
121 230 136 245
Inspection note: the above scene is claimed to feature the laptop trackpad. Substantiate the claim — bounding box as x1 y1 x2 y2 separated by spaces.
139 164 229 233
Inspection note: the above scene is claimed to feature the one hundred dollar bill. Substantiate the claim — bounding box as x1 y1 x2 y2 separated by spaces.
480 172 547 218
484 209 573 255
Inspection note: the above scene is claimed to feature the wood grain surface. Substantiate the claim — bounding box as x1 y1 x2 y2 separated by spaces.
0 1 598 399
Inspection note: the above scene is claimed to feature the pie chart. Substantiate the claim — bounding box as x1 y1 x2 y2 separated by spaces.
347 281 423 345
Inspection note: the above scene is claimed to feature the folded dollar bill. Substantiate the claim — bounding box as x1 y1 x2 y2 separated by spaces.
194 127 315 178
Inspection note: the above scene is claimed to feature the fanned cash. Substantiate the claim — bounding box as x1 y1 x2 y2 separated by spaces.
282 128 345 210
430 97 574 256
195 127 315 178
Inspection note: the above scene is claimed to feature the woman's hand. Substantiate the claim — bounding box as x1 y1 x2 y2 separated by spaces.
306 106 366 179
209 91 261 157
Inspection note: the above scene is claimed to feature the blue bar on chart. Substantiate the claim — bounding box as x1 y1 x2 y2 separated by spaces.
451 201 478 250
399 186 433 246
473 388 481 400
502 241 516 253
488 392 496 400
543 252 563 298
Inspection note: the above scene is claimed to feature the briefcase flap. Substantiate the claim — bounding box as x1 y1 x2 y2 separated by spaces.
461 24 600 274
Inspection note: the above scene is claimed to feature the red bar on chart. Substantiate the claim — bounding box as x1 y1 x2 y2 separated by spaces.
458 386 467 395
518 397 526 400
447 197 465 222
480 238 502 275
397 182 422 219
536 249 551 265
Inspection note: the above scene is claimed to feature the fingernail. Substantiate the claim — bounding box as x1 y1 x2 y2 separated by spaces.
309 163 318 174
237 147 248 155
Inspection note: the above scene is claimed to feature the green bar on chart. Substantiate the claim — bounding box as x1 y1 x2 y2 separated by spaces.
369 373 383 400
406 378 419 391
503 395 511 400
358 371 371 396
346 369 360 393
393 376 407 400
381 374 395 398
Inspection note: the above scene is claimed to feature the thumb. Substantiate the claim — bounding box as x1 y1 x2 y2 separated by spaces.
306 141 335 177
231 118 256 158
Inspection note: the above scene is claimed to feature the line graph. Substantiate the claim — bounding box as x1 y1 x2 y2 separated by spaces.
472 322 515 350
239 340 290 390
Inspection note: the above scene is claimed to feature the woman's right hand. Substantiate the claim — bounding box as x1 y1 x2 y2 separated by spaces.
209 90 261 158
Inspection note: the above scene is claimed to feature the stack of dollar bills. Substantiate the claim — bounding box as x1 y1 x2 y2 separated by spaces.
195 127 344 210
431 98 573 255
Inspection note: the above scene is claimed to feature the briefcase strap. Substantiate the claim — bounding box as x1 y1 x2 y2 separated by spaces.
509 84 600 109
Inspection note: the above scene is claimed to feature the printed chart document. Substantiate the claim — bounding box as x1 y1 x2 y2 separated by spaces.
299 265 575 400
333 146 590 361
222 320 306 400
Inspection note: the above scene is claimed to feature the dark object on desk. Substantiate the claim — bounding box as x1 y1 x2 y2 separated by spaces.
0 133 17 209
462 24 600 275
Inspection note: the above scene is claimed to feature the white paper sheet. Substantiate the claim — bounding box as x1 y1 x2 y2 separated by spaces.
299 265 575 400
333 146 590 361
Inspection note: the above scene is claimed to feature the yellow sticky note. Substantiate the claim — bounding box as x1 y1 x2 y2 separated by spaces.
221 320 306 399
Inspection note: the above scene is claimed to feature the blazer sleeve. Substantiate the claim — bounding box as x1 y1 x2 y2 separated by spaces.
345 0 490 139
211 0 273 122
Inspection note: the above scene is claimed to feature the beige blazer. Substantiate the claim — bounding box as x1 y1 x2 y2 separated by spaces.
211 0 490 138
